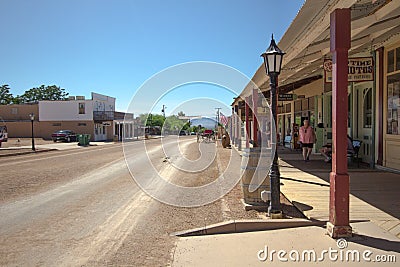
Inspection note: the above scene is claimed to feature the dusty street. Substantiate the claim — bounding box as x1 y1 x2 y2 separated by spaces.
0 136 260 266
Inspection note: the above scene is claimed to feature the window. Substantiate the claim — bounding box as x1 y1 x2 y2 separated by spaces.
285 103 291 113
387 45 400 135
348 91 352 128
387 47 400 74
363 88 372 128
79 103 85 114
387 73 400 135
11 108 18 115
294 100 302 112
78 123 87 126
388 49 395 73
52 123 61 126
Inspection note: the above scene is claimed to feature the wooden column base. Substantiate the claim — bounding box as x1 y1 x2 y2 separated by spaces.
327 222 352 238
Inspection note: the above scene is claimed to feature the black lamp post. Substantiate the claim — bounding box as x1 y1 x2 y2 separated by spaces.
29 113 36 151
261 34 285 217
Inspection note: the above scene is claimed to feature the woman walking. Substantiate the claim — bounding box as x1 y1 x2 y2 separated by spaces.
299 120 316 162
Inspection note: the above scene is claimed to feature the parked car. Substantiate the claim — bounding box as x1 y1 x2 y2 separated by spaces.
51 130 77 142
179 130 186 136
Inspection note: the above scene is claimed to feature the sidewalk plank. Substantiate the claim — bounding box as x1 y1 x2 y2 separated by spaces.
279 158 400 238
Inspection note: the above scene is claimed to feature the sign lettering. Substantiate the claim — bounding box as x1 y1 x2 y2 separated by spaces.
324 57 374 83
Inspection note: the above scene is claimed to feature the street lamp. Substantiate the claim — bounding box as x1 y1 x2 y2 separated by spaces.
261 34 285 218
29 113 36 151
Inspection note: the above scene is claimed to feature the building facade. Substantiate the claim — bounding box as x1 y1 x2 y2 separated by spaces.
0 92 135 142
232 0 400 172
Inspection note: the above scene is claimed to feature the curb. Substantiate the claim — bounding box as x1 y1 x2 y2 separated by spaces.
0 148 57 157
172 219 326 237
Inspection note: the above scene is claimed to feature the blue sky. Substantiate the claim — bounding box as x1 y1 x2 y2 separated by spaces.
0 0 304 117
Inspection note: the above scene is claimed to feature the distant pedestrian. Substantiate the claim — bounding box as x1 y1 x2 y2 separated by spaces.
299 120 316 162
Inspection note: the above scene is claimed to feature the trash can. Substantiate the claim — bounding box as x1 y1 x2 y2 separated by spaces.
77 134 84 146
83 134 90 146
77 134 90 146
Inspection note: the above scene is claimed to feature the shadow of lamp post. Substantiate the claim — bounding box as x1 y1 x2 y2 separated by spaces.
261 34 285 218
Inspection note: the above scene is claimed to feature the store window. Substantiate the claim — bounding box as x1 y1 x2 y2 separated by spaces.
388 50 395 73
387 73 400 134
348 91 352 128
363 89 372 128
387 46 400 135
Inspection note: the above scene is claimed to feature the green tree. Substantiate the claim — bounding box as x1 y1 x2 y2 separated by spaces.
163 115 184 132
20 85 69 103
0 84 13 105
177 111 185 117
12 95 23 104
139 113 165 127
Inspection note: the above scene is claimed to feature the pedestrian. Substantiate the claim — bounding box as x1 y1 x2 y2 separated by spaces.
299 119 316 162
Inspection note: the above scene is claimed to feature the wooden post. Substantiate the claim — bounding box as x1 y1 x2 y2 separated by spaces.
245 96 250 148
231 107 236 146
252 89 258 146
238 103 242 151
327 8 352 238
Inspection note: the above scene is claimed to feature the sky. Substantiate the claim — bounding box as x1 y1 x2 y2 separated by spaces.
0 0 304 118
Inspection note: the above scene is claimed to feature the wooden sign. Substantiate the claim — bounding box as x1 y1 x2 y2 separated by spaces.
324 57 374 83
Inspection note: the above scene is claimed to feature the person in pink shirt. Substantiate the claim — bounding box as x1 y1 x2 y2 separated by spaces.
299 120 316 162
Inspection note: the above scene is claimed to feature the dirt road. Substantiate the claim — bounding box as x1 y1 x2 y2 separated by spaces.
0 136 260 266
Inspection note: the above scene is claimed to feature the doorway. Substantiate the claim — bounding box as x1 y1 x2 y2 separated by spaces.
94 123 107 141
354 83 373 163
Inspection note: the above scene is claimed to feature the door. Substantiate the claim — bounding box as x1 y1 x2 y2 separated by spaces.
94 123 107 141
354 83 373 163
278 115 284 144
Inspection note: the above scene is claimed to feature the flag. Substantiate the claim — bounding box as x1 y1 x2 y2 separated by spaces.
220 112 228 126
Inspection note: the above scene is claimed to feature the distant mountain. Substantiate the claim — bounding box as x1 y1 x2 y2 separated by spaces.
190 117 217 129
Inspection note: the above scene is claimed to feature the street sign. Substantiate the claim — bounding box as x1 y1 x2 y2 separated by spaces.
278 94 294 101
102 122 112 126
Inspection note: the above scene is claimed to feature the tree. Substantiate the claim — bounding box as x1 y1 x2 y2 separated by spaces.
163 115 184 132
177 111 185 117
139 113 165 127
20 85 69 103
0 85 13 105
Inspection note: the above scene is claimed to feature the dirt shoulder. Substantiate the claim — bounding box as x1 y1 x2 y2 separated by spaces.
107 140 304 266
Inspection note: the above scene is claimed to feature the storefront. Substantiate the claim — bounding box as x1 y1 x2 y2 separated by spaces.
277 103 291 146
384 42 400 170
230 0 400 172
322 56 375 164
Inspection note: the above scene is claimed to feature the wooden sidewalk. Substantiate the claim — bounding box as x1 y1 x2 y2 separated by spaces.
278 153 400 238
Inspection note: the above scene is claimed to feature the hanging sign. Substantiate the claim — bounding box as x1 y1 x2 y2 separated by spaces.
278 94 294 101
324 57 374 83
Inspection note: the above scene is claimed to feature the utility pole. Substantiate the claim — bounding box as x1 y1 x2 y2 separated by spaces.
215 107 221 128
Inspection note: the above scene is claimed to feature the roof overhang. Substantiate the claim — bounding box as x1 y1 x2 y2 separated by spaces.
239 0 400 99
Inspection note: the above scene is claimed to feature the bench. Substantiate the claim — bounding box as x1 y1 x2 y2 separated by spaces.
284 135 292 148
347 140 362 167
324 140 362 167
